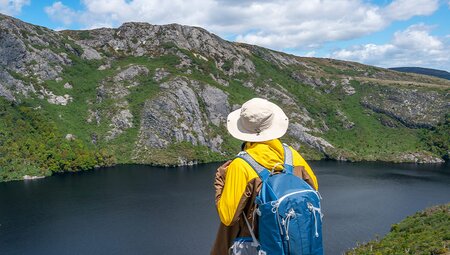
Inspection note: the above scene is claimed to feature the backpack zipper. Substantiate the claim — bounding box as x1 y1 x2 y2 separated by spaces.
272 190 322 242
272 190 321 210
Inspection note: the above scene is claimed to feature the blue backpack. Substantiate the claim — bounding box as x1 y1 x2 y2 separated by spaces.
237 144 324 255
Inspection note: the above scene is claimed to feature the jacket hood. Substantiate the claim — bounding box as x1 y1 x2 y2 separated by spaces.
244 139 286 171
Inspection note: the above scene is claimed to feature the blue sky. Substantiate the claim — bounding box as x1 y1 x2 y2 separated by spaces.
2 0 449 70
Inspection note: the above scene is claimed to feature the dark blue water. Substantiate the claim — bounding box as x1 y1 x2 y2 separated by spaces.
0 161 449 255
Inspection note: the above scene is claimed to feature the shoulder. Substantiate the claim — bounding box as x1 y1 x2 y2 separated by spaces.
227 156 259 181
288 146 301 158
287 145 319 190
287 145 308 166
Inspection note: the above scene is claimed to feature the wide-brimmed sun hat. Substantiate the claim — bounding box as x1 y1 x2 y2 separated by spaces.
227 98 289 142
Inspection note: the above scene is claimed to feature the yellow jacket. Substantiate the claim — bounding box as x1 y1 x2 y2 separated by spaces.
215 139 318 226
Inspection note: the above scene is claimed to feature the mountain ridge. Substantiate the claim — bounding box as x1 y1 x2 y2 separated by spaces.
0 13 449 181
389 67 450 80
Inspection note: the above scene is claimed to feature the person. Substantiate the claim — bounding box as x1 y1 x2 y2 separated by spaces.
211 97 319 255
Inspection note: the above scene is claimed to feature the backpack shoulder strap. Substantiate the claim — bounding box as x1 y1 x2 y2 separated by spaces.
282 143 294 174
236 151 270 182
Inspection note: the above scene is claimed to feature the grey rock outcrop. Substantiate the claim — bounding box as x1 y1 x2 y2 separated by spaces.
246 45 304 67
137 77 209 149
210 74 229 86
290 73 339 94
0 82 15 101
94 65 149 140
0 69 37 101
97 63 111 70
288 123 334 154
74 22 255 75
254 81 315 128
47 94 72 106
199 84 230 126
291 72 321 88
361 86 448 128
106 109 134 140
153 68 170 82
135 77 229 157
78 43 102 60
336 110 355 129
64 82 73 89
65 134 76 140
40 88 72 105
86 109 101 125
341 77 356 95
114 65 149 83
96 65 149 102
396 152 445 164
0 14 74 101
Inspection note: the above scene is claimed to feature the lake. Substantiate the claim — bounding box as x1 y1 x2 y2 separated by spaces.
0 161 449 255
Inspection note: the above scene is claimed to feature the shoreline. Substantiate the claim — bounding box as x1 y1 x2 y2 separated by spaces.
2 157 448 183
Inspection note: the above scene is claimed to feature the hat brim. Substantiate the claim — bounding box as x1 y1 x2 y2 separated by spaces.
227 103 289 142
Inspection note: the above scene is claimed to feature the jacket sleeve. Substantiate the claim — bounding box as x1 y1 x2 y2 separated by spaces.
215 158 256 226
214 160 231 205
291 147 319 190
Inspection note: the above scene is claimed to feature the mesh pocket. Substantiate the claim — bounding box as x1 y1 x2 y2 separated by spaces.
229 237 259 255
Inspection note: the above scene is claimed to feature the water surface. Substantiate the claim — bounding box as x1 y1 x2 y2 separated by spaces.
0 161 449 255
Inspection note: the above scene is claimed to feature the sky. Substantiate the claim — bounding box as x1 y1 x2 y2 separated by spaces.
1 0 449 71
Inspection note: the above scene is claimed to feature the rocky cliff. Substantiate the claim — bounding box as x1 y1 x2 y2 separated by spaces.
0 14 449 180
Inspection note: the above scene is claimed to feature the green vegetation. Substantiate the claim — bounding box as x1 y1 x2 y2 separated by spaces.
1 28 448 182
77 30 93 40
420 114 450 160
248 54 434 161
135 142 226 166
323 82 424 161
347 204 450 255
0 99 115 182
0 51 184 180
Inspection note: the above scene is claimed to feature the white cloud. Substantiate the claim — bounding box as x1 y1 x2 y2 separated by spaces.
331 24 450 70
0 0 30 15
392 24 442 50
206 0 389 49
44 2 77 26
77 0 213 29
383 0 439 20
43 0 442 51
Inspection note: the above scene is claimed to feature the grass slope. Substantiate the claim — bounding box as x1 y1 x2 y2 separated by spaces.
347 204 450 255
249 54 431 161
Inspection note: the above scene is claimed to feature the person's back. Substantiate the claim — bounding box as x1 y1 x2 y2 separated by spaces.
211 98 320 255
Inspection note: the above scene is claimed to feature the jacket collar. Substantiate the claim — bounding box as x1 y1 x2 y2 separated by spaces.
244 139 285 171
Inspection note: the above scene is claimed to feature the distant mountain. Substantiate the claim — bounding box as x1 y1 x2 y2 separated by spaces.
389 67 450 80
0 13 449 181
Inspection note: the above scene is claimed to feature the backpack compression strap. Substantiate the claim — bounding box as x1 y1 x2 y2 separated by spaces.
236 152 270 182
282 143 294 174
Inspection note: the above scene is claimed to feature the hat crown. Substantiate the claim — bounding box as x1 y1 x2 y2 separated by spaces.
240 98 274 133
226 97 289 142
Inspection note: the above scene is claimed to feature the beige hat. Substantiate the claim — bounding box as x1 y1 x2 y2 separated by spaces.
227 98 289 142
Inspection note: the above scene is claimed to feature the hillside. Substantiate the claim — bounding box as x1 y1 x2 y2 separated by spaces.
347 204 450 255
0 13 449 181
390 67 450 80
